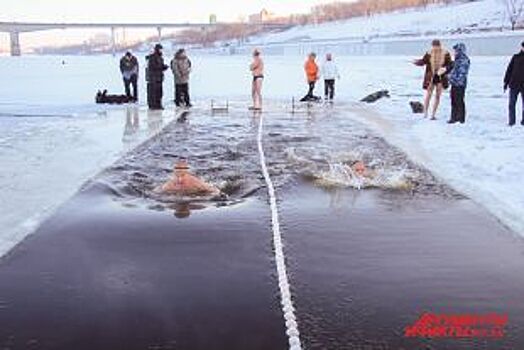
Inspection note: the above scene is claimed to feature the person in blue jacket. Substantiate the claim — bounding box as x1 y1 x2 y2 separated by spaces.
448 42 471 124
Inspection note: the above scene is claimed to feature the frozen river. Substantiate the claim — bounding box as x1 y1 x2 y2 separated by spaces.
0 52 522 258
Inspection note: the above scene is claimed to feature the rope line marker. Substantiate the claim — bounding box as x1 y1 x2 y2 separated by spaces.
256 111 303 350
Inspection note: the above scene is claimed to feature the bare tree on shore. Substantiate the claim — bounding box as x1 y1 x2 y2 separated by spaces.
503 0 524 30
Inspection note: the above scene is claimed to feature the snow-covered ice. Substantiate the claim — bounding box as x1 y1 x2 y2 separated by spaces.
0 55 183 256
0 107 178 256
343 55 524 235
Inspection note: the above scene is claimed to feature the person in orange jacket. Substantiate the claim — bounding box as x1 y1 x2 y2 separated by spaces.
301 52 320 102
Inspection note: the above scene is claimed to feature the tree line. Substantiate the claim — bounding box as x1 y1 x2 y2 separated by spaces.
172 0 457 45
309 0 456 23
165 0 523 46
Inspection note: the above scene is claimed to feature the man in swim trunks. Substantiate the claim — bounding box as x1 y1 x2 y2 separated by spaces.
158 159 220 196
250 49 264 111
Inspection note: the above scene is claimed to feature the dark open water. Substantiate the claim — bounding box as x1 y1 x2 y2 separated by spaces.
0 103 523 349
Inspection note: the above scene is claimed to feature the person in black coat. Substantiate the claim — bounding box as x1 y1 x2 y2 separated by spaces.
504 41 524 126
146 44 168 110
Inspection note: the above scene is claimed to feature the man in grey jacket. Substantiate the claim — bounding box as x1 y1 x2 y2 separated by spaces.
170 49 192 107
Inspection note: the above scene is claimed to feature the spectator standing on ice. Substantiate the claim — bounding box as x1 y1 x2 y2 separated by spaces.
301 52 320 102
321 53 340 102
120 51 139 102
413 39 452 120
146 44 168 110
448 43 470 124
171 48 193 107
249 49 264 111
504 41 524 126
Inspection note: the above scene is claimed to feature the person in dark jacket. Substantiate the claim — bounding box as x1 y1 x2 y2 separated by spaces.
504 41 524 126
413 39 453 120
146 44 168 110
448 43 471 124
120 51 139 101
170 48 192 107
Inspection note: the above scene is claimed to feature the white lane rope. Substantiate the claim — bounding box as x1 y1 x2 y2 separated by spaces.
257 112 303 350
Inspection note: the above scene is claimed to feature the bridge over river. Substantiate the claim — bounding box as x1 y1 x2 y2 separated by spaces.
0 21 286 55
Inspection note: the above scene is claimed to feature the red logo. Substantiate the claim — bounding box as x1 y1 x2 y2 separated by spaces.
404 313 507 338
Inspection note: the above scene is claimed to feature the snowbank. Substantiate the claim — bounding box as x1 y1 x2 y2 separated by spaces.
345 55 524 235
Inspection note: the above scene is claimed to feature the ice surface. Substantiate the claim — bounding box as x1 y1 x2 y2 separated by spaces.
0 102 175 257
0 51 522 259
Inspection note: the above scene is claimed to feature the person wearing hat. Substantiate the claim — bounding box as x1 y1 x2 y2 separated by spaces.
120 51 139 102
157 159 220 196
448 43 470 124
301 52 320 102
321 53 340 102
170 48 193 107
170 49 193 107
145 43 168 110
504 41 524 126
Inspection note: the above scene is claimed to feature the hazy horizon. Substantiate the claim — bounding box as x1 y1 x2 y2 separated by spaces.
0 0 337 51
1 0 332 23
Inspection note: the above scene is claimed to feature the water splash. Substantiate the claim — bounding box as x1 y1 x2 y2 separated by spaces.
314 162 414 190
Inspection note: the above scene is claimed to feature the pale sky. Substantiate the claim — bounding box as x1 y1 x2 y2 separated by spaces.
0 0 328 23
0 0 333 51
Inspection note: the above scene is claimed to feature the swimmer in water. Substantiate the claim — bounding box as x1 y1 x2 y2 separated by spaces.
157 159 220 196
345 160 374 179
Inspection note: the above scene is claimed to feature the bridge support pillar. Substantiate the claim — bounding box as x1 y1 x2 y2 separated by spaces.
111 27 116 56
10 31 21 56
157 26 162 42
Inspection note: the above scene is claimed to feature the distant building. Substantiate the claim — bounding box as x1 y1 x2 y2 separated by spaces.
248 9 275 24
